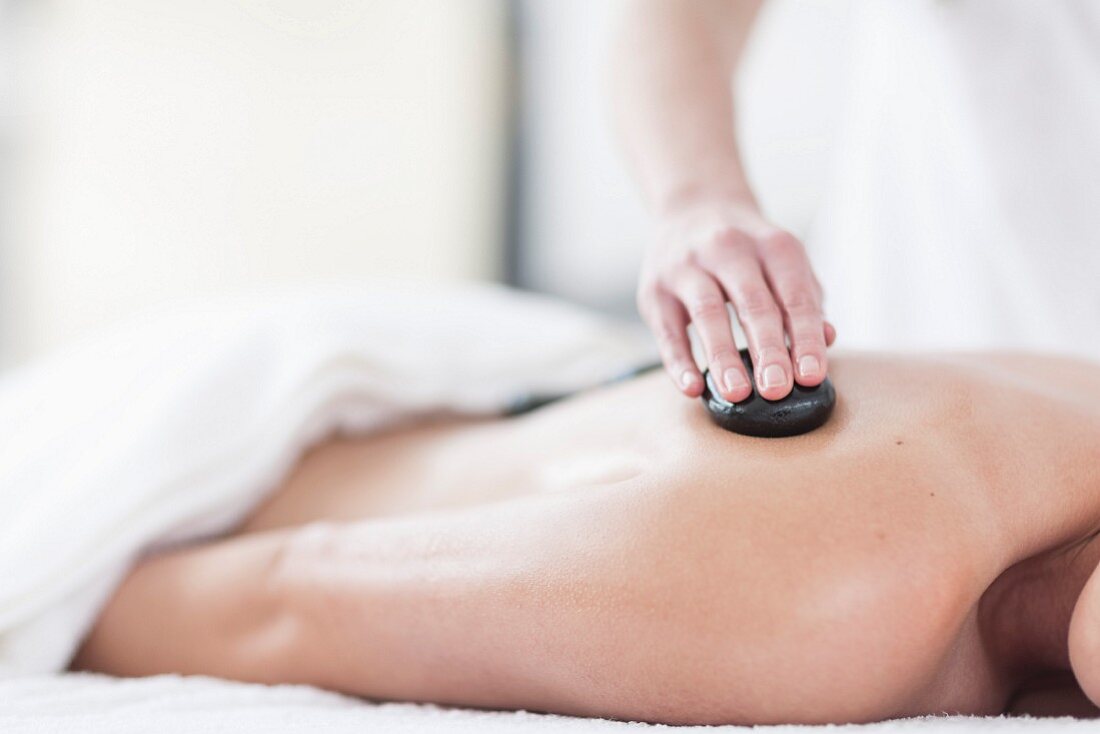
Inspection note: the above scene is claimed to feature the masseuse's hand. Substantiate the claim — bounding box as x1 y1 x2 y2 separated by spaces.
637 198 836 403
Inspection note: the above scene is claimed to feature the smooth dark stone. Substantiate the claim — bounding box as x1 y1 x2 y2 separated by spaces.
701 349 836 438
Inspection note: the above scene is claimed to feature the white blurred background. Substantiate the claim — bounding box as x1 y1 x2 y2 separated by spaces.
0 0 852 366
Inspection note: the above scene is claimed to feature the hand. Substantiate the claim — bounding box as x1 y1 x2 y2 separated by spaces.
637 198 836 402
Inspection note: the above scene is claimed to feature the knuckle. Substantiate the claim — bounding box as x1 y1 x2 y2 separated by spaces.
665 252 697 274
759 230 803 256
737 288 780 319
658 346 681 368
703 227 753 258
686 293 728 320
781 289 821 316
753 345 790 364
662 262 701 290
714 226 754 249
708 345 740 363
655 324 685 348
654 331 678 355
696 236 725 262
790 328 826 346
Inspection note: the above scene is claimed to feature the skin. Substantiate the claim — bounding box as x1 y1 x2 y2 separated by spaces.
75 352 1100 725
614 0 835 402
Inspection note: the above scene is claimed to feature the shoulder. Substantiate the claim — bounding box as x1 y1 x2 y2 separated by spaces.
1071 560 1100 707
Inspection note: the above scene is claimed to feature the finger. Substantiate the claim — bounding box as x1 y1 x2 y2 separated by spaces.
824 321 837 347
708 242 793 401
767 277 828 384
640 287 704 397
668 268 752 402
787 305 828 387
756 232 828 386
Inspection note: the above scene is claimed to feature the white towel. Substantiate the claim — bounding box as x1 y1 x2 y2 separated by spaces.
0 673 1090 733
0 281 656 673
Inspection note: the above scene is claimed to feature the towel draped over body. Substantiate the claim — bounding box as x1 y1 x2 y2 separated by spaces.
0 282 654 673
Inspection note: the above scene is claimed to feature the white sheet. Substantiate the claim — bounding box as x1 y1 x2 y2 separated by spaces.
0 281 655 673
0 673 1092 733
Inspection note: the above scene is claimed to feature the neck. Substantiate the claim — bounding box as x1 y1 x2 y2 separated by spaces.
980 533 1100 678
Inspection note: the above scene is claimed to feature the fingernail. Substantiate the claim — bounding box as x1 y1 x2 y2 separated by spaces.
761 364 786 390
798 355 821 378
680 370 697 388
723 368 748 394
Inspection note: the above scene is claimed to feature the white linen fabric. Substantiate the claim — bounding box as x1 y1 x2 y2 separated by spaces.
809 0 1100 357
0 673 1093 734
0 281 655 674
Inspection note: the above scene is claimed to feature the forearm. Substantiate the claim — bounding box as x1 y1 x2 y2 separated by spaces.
613 0 763 215
616 1 831 403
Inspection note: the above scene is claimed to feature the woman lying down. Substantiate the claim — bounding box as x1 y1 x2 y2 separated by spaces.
10 286 1100 725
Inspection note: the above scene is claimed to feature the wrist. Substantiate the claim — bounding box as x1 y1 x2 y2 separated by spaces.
655 183 762 224
655 182 759 221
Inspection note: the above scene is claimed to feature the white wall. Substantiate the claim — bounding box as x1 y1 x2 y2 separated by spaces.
1 0 508 364
516 0 853 316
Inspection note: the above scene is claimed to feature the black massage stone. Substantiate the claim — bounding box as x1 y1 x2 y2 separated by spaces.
701 349 836 438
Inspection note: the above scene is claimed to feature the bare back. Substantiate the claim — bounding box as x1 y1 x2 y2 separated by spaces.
81 352 1100 724
244 353 1100 554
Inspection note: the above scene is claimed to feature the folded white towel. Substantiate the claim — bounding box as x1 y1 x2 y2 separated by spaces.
0 281 655 673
